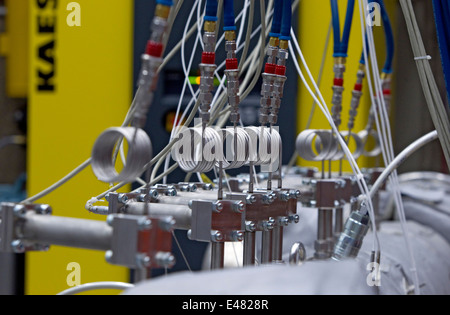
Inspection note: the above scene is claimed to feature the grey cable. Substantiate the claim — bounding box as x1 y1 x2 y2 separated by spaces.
369 130 438 199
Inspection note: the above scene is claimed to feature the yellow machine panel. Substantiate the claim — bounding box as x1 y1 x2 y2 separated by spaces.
26 0 134 295
0 0 29 98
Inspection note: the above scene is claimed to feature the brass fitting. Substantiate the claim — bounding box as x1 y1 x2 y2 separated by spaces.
225 30 236 41
279 39 289 50
204 21 216 32
269 37 280 47
155 4 171 19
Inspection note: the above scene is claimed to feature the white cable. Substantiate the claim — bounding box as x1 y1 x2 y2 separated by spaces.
56 281 134 295
358 0 420 295
289 27 380 256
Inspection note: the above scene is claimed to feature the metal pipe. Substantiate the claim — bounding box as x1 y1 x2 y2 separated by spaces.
210 242 224 269
125 202 191 230
261 230 273 264
272 225 283 262
243 231 256 266
334 207 343 240
21 214 112 251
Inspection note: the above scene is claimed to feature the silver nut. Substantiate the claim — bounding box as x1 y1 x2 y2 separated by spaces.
246 195 256 204
211 230 223 242
11 240 25 253
155 251 176 268
136 253 151 268
245 221 256 232
212 201 223 213
118 194 128 204
36 204 52 215
138 217 152 230
232 230 244 242
13 205 26 217
232 201 245 213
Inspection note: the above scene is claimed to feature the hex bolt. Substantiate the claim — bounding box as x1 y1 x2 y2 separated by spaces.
232 230 244 242
13 205 26 218
137 217 152 230
11 240 25 253
36 204 52 215
232 201 245 213
187 229 192 240
149 189 159 200
136 253 151 268
245 221 256 232
262 194 273 204
212 201 223 213
262 220 274 231
138 194 147 202
188 184 197 192
291 190 301 199
155 251 176 268
118 194 129 204
211 230 223 242
203 183 213 190
158 216 175 232
246 194 256 204
280 191 290 201
279 217 289 226
290 214 300 224
166 188 177 196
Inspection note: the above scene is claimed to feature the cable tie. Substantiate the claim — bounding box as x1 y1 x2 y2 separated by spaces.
414 55 431 61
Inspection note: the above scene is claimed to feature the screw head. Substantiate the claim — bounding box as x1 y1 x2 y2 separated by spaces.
212 201 223 213
280 191 290 201
11 240 25 253
137 217 152 230
13 205 26 217
232 230 244 242
149 189 159 200
158 216 175 231
211 230 223 242
233 201 245 213
246 195 256 204
155 251 176 268
118 193 128 204
166 188 177 196
245 221 256 232
136 253 151 268
36 204 51 215
188 184 197 192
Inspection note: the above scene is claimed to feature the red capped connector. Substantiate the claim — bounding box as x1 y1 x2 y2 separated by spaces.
334 78 344 87
354 83 363 92
383 89 391 96
226 58 238 70
146 41 163 57
201 52 216 64
264 63 276 74
275 65 286 76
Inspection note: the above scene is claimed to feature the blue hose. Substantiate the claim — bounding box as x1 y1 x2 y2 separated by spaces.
223 0 236 31
270 0 283 38
205 0 218 21
432 0 450 103
280 0 292 41
331 0 356 57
